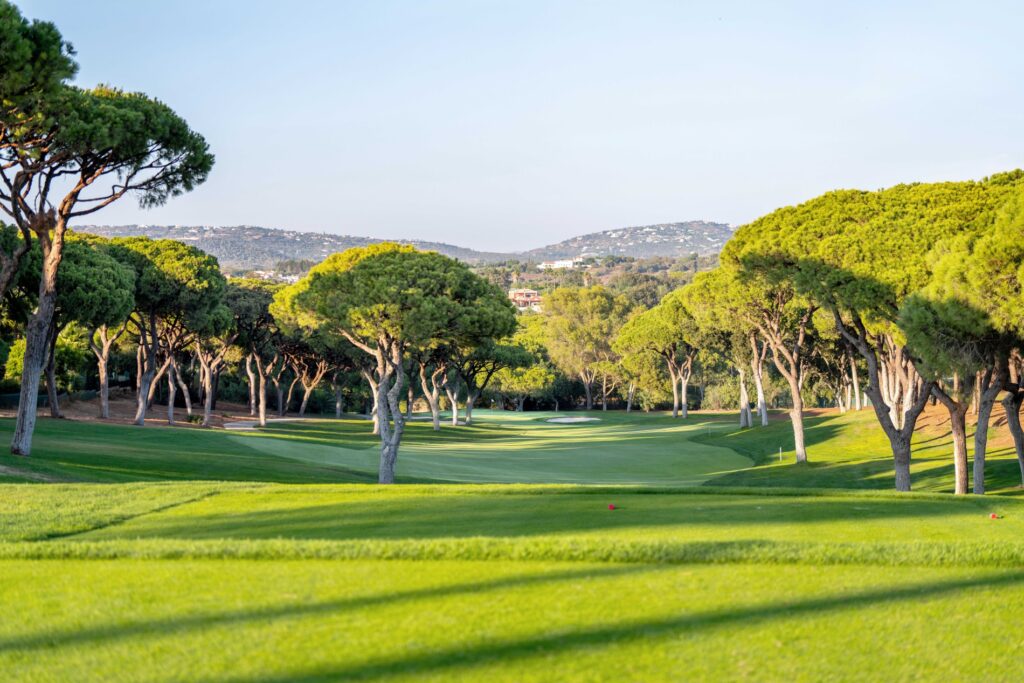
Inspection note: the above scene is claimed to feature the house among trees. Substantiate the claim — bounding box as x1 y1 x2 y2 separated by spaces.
508 288 543 312
537 257 584 271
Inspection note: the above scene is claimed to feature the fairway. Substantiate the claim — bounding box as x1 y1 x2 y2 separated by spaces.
233 411 753 485
4 412 1024 681
5 410 1024 682
5 482 1024 681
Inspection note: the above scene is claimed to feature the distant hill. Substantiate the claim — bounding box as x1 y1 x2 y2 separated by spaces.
520 221 733 260
78 221 732 270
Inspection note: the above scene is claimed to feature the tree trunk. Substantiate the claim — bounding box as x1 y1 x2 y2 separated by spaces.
97 353 110 419
173 359 193 417
669 365 680 418
850 355 862 411
749 334 768 426
419 365 444 431
201 363 216 427
679 377 689 419
12 267 60 455
299 386 313 416
406 383 414 419
738 367 751 428
751 360 767 426
933 384 970 495
446 384 460 426
166 364 177 426
375 345 407 484
781 371 808 462
973 361 1007 495
245 354 258 416
1002 391 1024 487
253 355 273 428
44 325 61 419
581 375 593 410
465 391 477 424
626 382 635 413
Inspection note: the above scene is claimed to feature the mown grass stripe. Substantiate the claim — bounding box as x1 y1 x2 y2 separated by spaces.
6 538 1024 567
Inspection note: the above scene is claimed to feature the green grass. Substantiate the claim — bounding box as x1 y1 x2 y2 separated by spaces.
5 409 1024 680
694 408 1024 494
5 559 1024 682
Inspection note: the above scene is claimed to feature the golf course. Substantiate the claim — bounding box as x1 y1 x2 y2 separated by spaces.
4 409 1024 681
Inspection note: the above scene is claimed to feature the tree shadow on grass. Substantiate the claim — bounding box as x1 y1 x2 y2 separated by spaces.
212 569 1024 682
0 564 651 655
86 491 999 542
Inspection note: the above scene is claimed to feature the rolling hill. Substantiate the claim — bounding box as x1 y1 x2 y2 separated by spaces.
78 221 733 270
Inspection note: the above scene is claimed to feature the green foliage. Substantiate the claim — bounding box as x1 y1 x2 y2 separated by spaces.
5 326 88 391
52 236 136 330
0 0 77 137
730 171 1024 332
543 286 632 379
110 237 226 328
278 243 516 352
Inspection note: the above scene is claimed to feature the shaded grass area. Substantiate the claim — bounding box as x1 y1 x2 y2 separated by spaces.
0 418 381 484
3 559 1024 681
77 486 1023 545
696 408 1024 494
3 483 1023 568
0 410 752 486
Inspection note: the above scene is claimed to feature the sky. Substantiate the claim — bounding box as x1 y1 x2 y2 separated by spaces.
18 0 1024 252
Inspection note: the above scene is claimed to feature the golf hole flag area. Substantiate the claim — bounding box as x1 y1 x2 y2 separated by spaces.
4 410 1024 680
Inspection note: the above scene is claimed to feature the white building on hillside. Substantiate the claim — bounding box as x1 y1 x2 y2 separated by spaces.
537 257 584 271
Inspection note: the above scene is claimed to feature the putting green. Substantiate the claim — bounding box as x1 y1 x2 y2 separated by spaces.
229 410 752 485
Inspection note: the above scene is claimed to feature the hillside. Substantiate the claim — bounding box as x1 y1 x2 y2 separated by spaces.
521 221 733 260
76 225 507 271
78 221 733 270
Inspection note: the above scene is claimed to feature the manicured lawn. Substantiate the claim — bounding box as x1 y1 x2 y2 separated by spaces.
3 483 1024 680
4 559 1024 682
5 409 1024 680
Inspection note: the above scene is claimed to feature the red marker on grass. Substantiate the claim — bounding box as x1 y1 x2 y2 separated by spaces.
608 504 616 510
990 513 1000 520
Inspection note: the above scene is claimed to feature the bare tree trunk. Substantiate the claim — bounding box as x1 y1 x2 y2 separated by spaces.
166 363 177 425
973 360 1007 495
934 383 969 495
90 326 124 420
12 271 60 455
172 359 192 417
201 363 216 427
1002 390 1024 487
333 379 343 418
245 354 257 416
626 382 635 413
256 361 270 427
749 334 768 426
96 353 110 418
850 355 862 411
446 383 460 426
669 365 680 418
43 324 62 419
465 390 477 424
281 374 299 417
581 374 593 410
679 376 689 419
419 363 445 431
738 366 751 428
375 344 408 484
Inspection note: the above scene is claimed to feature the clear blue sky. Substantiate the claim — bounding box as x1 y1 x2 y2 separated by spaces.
19 1 1024 251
